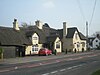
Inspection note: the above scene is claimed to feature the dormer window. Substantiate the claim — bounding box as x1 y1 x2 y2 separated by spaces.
33 37 38 40
32 33 39 44
56 42 60 48
96 40 98 42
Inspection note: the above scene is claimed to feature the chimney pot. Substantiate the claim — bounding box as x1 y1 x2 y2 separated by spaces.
13 19 20 30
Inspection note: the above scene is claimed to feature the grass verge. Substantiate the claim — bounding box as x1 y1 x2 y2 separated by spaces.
92 70 100 75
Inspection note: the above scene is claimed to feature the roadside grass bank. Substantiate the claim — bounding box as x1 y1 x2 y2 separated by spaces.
92 70 100 75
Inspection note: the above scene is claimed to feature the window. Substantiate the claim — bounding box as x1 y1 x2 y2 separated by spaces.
96 45 98 47
81 42 85 47
33 37 38 40
32 45 38 51
56 43 60 48
96 40 98 42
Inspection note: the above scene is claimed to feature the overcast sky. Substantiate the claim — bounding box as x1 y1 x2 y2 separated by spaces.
0 0 100 36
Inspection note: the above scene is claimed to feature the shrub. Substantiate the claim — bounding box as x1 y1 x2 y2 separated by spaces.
0 48 3 54
92 70 100 75
0 48 3 59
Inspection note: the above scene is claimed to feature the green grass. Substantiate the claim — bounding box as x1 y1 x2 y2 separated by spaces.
92 70 100 75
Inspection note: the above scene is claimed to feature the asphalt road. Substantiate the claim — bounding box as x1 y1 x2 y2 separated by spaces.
0 51 100 75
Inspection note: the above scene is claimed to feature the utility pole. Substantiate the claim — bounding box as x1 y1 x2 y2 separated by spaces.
86 21 88 51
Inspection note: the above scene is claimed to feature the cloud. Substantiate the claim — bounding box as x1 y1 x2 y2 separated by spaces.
43 0 55 9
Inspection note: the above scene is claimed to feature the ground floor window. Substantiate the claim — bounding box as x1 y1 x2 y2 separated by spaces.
32 44 38 52
56 42 60 48
81 42 85 47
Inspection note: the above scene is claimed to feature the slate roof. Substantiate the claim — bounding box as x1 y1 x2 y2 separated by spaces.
66 27 86 40
57 27 86 40
0 26 32 46
66 27 78 38
79 32 86 40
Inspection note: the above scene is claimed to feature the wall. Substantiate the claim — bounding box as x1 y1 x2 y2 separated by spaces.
0 46 16 58
64 38 73 52
73 31 86 52
93 38 100 48
73 31 81 52
54 37 62 53
80 40 86 51
38 44 43 50
25 45 32 55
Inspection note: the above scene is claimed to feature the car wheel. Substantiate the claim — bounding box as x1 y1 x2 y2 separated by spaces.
45 53 48 56
38 54 41 56
50 53 52 55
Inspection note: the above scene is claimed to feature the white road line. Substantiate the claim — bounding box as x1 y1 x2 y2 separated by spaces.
42 64 86 75
42 73 50 75
67 64 85 70
77 64 83 67
39 63 42 65
51 71 58 74
60 69 66 72
56 60 60 62
78 64 86 67
67 67 73 70
72 65 78 68
15 67 18 69
92 61 98 63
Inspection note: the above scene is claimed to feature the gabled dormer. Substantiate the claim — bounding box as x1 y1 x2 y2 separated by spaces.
32 33 39 45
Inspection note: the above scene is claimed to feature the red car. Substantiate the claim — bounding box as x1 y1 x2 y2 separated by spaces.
38 48 52 56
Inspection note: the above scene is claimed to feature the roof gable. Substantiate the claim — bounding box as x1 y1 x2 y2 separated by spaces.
25 26 46 43
66 27 86 40
78 32 86 40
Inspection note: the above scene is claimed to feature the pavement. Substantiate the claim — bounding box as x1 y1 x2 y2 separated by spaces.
0 50 97 65
0 50 100 75
0 50 100 73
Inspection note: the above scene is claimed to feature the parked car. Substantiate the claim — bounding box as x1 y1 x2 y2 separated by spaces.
38 48 52 56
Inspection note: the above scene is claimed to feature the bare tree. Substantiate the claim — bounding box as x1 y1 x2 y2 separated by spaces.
21 22 28 28
91 31 100 37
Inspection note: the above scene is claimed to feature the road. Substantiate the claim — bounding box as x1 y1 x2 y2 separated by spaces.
0 51 100 75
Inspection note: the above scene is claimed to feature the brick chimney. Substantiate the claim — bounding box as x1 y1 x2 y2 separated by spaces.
35 20 43 29
13 19 20 30
63 22 67 38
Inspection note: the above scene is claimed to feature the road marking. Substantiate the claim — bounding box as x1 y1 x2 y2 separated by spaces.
39 63 42 65
60 69 66 71
67 64 85 70
15 67 18 69
42 73 50 75
92 61 98 63
67 67 73 70
78 63 86 67
51 71 58 74
72 65 78 68
56 60 60 62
